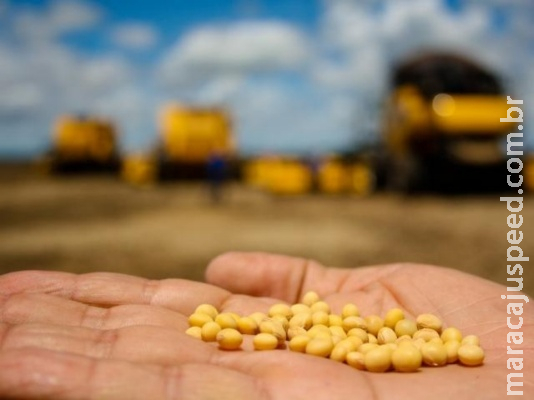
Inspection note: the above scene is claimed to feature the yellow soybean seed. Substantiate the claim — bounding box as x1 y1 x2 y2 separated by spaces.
421 341 447 366
185 326 202 339
201 321 221 342
329 326 347 339
216 328 243 350
307 324 330 337
346 351 366 370
290 303 311 315
310 301 330 314
313 331 333 341
237 316 258 335
328 314 343 327
342 316 367 332
347 328 369 343
359 343 379 355
287 326 306 340
289 335 311 352
458 344 485 366
248 312 268 326
188 297 486 374
331 335 343 346
365 315 384 336
379 343 395 356
412 338 426 350
385 343 398 353
396 335 413 345
365 346 392 372
330 342 351 362
441 327 463 343
194 304 219 319
289 313 312 330
461 335 480 346
344 336 364 351
306 337 334 357
259 319 286 344
253 333 278 350
384 308 405 329
429 337 444 345
377 327 397 344
268 303 292 319
312 311 330 326
416 314 443 333
413 328 440 342
271 315 289 331
215 313 238 330
394 319 418 337
188 313 213 328
444 340 461 363
302 291 320 306
391 344 422 372
342 303 360 318
335 338 359 352
229 312 241 321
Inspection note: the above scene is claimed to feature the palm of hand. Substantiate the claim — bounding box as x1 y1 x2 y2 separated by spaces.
0 252 531 399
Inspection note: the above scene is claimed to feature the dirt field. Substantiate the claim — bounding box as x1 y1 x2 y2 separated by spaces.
1 165 533 296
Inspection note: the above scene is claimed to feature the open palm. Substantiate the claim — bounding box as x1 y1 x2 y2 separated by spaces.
0 252 532 399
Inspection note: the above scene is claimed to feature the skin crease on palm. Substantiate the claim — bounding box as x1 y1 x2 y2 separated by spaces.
0 252 532 400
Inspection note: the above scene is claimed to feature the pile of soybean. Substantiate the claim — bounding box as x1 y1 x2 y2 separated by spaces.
185 291 484 372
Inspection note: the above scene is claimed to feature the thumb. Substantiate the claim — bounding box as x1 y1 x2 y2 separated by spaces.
205 251 349 303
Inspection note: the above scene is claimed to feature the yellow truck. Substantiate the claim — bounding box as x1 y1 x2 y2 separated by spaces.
122 104 236 185
47 115 119 173
157 104 236 180
381 53 517 192
243 155 373 196
243 156 312 195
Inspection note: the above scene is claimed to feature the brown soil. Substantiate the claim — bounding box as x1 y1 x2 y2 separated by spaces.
1 165 532 296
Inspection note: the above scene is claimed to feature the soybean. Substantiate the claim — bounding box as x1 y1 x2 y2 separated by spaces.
458 344 485 366
186 297 485 374
365 346 392 372
253 333 278 350
216 328 243 350
391 344 422 372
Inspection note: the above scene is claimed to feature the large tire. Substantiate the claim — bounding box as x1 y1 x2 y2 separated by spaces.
385 154 423 194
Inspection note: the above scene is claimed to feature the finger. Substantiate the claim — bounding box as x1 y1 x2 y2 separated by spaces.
0 322 214 366
205 252 518 325
0 270 231 315
0 348 266 400
206 251 401 303
1 293 186 330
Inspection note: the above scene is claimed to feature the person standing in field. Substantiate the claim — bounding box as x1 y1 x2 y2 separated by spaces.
206 150 227 203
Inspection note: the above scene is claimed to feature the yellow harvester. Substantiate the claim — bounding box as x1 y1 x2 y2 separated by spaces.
48 115 119 173
243 155 374 196
122 104 236 185
381 53 517 192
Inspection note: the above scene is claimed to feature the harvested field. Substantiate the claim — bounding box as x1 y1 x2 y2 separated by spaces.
1 165 532 296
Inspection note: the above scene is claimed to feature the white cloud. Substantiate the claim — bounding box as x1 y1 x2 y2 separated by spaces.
13 0 103 43
112 23 158 50
195 75 244 104
1 0 533 157
48 0 102 33
80 57 134 93
0 82 43 116
307 0 534 148
160 21 310 86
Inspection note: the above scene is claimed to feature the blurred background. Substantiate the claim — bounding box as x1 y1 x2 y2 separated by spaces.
1 0 533 295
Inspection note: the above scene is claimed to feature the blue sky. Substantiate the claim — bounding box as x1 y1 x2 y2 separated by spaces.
0 0 533 158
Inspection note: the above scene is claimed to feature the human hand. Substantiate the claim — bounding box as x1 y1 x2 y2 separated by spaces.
0 252 532 399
